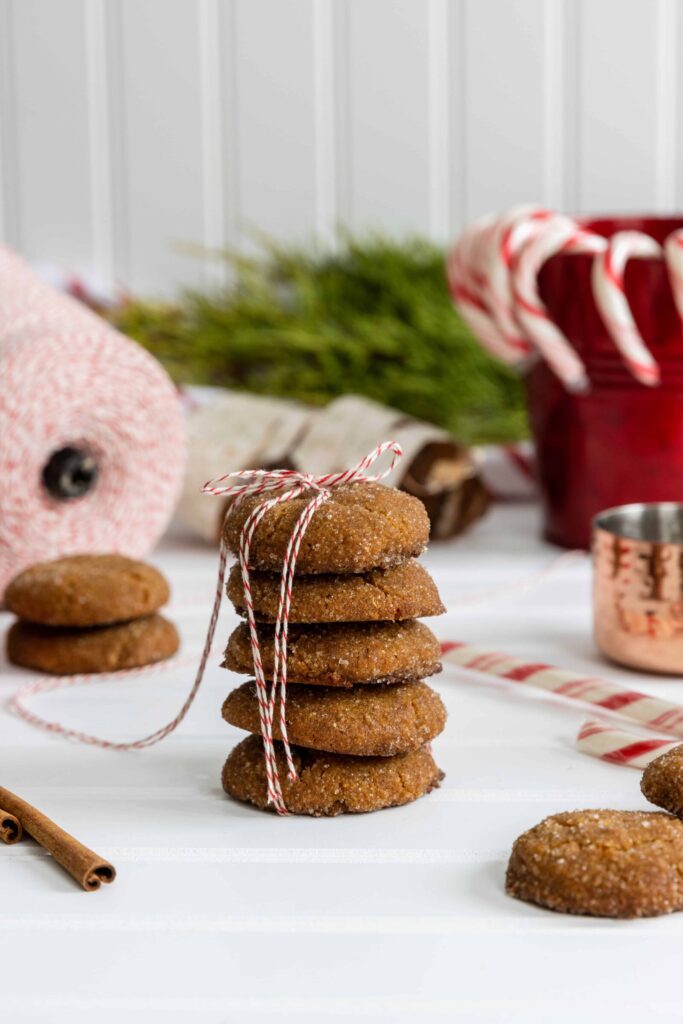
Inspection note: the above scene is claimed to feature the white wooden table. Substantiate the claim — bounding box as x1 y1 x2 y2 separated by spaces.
3 503 682 1023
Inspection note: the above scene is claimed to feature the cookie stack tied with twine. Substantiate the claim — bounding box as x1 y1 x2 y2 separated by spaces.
217 442 448 816
5 554 179 675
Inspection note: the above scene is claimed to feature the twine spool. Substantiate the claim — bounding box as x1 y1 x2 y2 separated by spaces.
0 245 186 598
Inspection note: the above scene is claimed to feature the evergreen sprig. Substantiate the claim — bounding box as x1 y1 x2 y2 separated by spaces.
112 236 528 444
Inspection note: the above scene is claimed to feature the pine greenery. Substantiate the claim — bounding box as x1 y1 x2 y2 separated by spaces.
113 236 528 444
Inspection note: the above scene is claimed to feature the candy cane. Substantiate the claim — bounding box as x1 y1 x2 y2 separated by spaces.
511 216 606 391
664 228 683 323
450 206 683 390
576 719 679 769
446 216 523 364
591 231 662 386
484 203 552 352
442 641 683 739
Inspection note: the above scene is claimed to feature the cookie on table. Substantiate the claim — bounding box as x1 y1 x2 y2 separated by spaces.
5 554 170 627
506 809 683 918
222 679 446 756
226 559 444 624
222 735 444 816
224 482 429 574
7 614 179 675
641 744 683 816
224 620 442 687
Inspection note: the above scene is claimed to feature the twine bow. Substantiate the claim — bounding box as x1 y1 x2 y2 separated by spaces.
203 440 404 814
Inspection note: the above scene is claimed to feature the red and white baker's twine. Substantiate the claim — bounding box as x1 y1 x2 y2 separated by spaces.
447 205 683 391
8 653 199 748
442 641 683 769
0 244 185 596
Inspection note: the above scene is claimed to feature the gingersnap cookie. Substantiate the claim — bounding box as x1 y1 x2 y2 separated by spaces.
641 744 683 816
506 809 683 918
227 559 444 624
224 482 429 574
5 554 170 627
222 679 446 756
222 735 444 815
7 614 179 675
224 620 442 687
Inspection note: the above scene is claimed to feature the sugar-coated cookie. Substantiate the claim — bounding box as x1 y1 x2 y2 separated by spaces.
506 809 683 918
5 554 170 627
222 735 444 815
641 744 683 816
222 679 446 756
224 482 429 574
7 614 179 675
226 559 444 624
224 620 442 687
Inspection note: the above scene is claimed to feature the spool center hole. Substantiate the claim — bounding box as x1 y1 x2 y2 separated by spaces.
42 447 98 501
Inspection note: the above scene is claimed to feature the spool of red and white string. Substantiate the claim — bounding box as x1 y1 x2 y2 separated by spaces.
0 245 186 599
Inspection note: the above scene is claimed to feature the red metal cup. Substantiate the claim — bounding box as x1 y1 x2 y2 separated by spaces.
527 215 683 549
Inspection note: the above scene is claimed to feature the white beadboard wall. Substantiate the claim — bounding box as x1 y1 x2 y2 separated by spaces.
0 0 680 295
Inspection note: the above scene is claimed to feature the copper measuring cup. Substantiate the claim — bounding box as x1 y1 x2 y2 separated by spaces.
594 503 683 674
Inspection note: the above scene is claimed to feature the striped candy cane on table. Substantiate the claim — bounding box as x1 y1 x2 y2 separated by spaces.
442 641 683 736
441 641 683 768
576 719 680 769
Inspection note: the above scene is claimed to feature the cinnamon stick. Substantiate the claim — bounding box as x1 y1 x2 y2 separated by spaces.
0 786 116 890
0 807 22 844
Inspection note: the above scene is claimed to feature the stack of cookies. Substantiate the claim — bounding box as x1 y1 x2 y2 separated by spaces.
5 554 179 675
220 482 447 816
